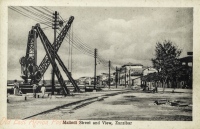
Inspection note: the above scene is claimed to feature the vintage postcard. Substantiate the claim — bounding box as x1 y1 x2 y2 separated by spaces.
0 0 200 129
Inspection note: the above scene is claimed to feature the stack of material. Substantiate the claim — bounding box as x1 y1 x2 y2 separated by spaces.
7 95 27 103
154 99 168 105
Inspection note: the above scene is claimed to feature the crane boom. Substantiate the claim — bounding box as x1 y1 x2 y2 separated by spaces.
34 16 74 83
35 24 80 92
35 24 70 95
19 16 80 94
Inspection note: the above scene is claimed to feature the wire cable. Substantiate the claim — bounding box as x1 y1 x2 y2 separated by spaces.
44 6 54 12
9 7 51 27
20 6 52 21
40 6 52 14
30 6 52 17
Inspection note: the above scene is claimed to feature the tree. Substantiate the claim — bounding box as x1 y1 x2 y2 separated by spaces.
151 40 182 92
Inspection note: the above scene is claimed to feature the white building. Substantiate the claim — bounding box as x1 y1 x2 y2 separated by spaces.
143 67 158 76
119 62 143 87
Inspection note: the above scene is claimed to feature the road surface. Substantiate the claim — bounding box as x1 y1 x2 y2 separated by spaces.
30 89 192 121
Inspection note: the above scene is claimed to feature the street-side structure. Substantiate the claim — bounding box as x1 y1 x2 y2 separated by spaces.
75 52 193 90
141 53 193 89
118 63 143 87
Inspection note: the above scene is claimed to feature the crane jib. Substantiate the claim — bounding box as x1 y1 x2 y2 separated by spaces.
35 25 69 95
19 16 80 94
35 16 74 83
35 25 80 92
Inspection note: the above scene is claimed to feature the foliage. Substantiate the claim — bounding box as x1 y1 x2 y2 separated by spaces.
151 40 182 92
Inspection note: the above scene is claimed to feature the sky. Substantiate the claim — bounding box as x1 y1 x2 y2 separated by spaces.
8 7 193 80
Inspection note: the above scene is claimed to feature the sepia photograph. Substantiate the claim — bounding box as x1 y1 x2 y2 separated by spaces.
1 0 200 129
6 6 193 121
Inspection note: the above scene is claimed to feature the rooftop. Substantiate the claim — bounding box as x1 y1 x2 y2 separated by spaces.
122 62 143 67
179 56 193 62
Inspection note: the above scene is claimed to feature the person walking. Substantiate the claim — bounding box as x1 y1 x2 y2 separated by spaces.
13 80 19 95
32 83 38 98
41 84 46 98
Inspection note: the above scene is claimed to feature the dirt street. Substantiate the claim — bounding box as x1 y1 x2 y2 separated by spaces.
31 89 192 121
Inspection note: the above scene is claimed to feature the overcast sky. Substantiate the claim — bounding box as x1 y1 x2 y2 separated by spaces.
8 7 193 80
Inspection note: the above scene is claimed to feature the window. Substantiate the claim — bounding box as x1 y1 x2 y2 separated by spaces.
188 62 192 66
182 62 186 65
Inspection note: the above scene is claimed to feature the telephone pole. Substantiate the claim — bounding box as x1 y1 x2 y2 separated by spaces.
129 68 131 87
94 48 97 90
52 11 59 95
115 66 118 88
125 67 127 87
119 68 120 85
71 24 73 75
109 60 111 89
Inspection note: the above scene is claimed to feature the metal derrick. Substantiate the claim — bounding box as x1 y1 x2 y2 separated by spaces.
19 16 80 95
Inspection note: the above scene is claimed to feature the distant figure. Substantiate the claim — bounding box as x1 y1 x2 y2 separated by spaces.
41 84 46 98
32 83 38 98
155 85 158 93
36 85 41 94
13 80 19 95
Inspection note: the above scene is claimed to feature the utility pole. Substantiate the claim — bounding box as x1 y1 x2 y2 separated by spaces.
129 68 131 88
94 48 97 90
115 66 118 88
119 68 120 85
71 24 73 76
125 67 127 88
52 11 59 95
109 60 111 89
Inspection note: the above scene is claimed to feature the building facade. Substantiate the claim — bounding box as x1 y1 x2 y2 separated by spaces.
118 62 143 87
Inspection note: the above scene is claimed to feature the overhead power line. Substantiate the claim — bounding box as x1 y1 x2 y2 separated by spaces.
40 6 52 14
20 7 52 23
30 6 52 17
58 27 116 70
43 6 54 12
9 6 116 71
9 6 52 27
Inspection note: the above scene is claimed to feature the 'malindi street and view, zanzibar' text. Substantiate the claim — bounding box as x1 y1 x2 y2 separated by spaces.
63 120 132 125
